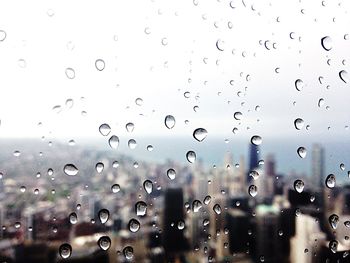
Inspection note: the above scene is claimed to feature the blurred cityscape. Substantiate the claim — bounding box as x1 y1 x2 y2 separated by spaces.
0 139 349 263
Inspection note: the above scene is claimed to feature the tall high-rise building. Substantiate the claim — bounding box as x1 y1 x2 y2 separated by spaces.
162 188 188 258
311 144 325 189
247 144 259 184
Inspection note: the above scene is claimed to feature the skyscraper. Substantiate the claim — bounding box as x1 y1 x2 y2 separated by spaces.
247 144 259 184
311 144 325 189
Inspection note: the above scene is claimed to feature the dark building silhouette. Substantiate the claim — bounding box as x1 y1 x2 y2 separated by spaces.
226 209 250 253
162 188 189 259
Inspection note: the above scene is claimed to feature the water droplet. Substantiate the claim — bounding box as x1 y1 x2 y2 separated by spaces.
321 36 332 51
161 37 168 46
164 115 176 129
294 118 304 130
95 59 105 71
20 186 26 193
111 184 121 193
177 220 185 230
251 135 262 146
340 163 345 171
318 98 325 108
65 68 75 79
135 201 147 216
135 98 143 106
98 209 110 224
108 135 119 149
248 185 258 197
339 70 349 83
192 200 202 213
59 243 72 259
14 222 21 229
34 189 39 195
147 145 153 151
213 204 222 215
193 128 208 142
186 151 196 163
325 174 336 188
65 99 74 108
295 79 304 91
123 246 134 260
128 139 137 149
13 151 21 157
249 170 259 180
293 179 304 193
69 212 78 225
344 221 350 228
143 180 153 194
167 168 176 180
329 240 338 253
112 161 119 168
203 219 210 226
234 112 242 120
18 59 26 68
99 123 111 136
297 147 307 158
64 164 78 176
68 139 76 146
128 218 140 233
203 195 211 205
329 214 339 229
0 30 6 41
126 122 135 132
98 236 111 250
216 39 225 51
95 162 104 173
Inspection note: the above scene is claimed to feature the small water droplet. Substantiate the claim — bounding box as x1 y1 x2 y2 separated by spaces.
294 179 305 193
108 135 119 149
213 204 222 215
14 222 21 229
20 186 26 193
161 37 168 46
329 240 338 253
234 112 243 120
65 99 74 108
0 30 7 41
203 219 210 226
192 200 202 213
203 195 211 205
164 115 176 129
99 123 111 136
64 164 78 176
128 139 137 149
98 209 110 224
123 246 134 260
59 243 72 259
325 174 336 188
147 145 153 151
294 118 304 130
186 151 196 163
295 79 304 91
177 220 185 230
249 170 260 180
68 139 76 146
13 151 21 157
111 184 121 193
69 212 78 224
297 147 307 158
95 162 104 173
128 218 140 233
329 214 339 229
248 185 258 197
126 122 135 132
216 39 225 51
321 36 332 51
318 98 325 107
193 128 208 142
339 70 349 83
98 236 111 250
135 201 147 216
143 180 153 194
167 168 176 180
340 163 345 171
95 59 105 71
251 135 262 146
65 68 75 79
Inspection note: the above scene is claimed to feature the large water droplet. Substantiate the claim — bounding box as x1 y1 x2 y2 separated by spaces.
95 162 104 173
135 201 147 216
65 68 75 79
98 209 110 224
123 246 134 260
329 240 338 254
329 214 339 229
98 236 111 250
167 168 176 180
128 218 140 233
111 184 121 193
186 151 196 163
213 204 222 215
251 135 262 146
193 128 208 142
294 118 304 130
321 36 332 51
294 179 305 193
248 185 258 197
143 180 153 194
128 139 137 149
164 115 176 129
295 79 304 91
109 135 119 149
69 212 78 224
59 243 72 259
325 174 336 188
126 122 135 133
297 147 307 158
99 123 111 136
95 59 105 71
339 70 349 83
192 200 202 213
64 164 79 176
